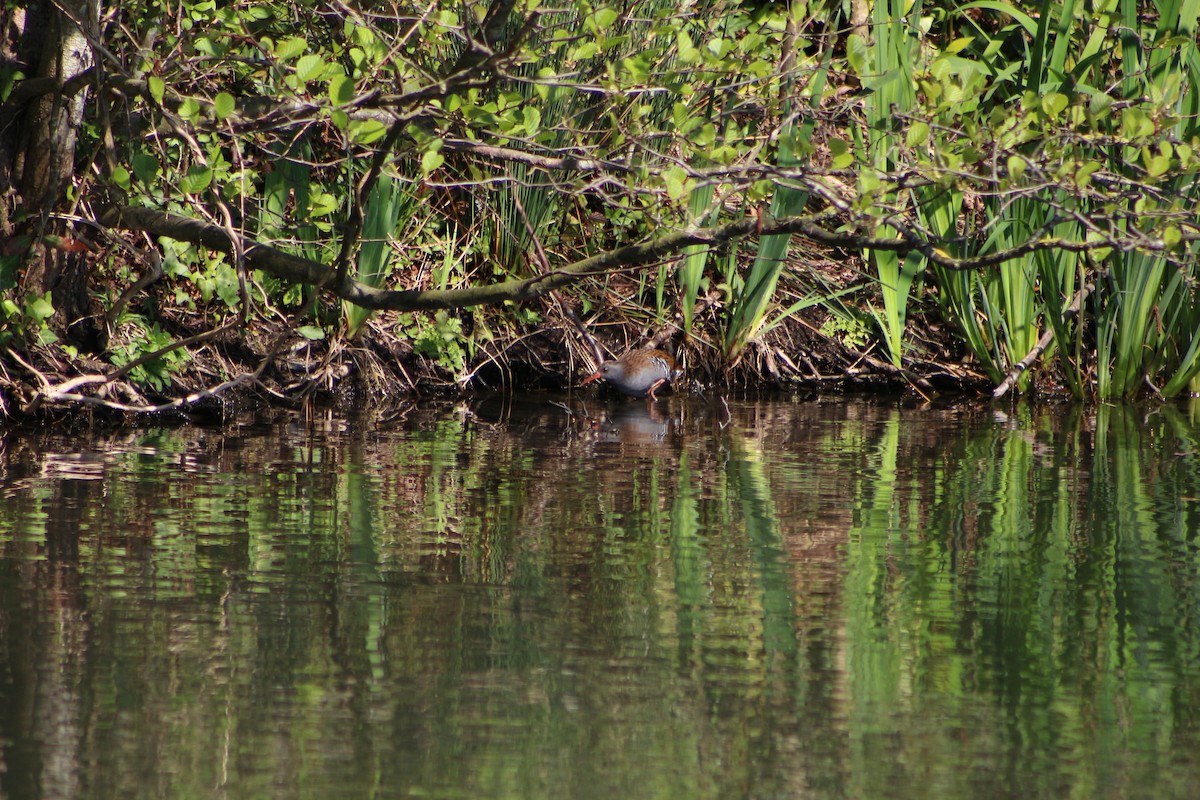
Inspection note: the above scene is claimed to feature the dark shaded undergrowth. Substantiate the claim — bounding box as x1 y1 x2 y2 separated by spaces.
0 238 1000 426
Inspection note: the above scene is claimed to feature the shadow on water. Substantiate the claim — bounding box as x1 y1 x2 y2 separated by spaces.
3 397 1200 798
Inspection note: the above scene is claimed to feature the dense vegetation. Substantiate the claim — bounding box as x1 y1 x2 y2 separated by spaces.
1 0 1199 414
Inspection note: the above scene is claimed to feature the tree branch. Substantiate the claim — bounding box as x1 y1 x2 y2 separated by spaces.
104 204 1166 316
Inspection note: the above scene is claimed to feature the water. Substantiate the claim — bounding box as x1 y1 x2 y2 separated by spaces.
2 398 1200 799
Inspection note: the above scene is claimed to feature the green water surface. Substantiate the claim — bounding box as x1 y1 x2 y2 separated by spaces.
1 398 1199 799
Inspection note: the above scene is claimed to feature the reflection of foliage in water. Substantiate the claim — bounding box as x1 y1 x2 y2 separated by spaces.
1 402 1200 797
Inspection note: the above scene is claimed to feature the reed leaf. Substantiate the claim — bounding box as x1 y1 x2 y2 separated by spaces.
1089 0 1200 398
345 175 416 340
859 0 920 367
494 161 558 277
925 189 1010 383
722 127 810 360
722 51 829 360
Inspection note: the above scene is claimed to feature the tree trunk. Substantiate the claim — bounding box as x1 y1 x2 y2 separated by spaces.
2 1 92 213
1 0 105 352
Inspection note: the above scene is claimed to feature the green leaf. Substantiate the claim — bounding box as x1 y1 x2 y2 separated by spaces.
349 119 387 145
829 137 854 170
178 97 201 121
589 7 619 31
1088 93 1113 119
522 106 540 137
147 75 165 106
1176 142 1193 166
132 153 159 185
212 92 235 120
662 165 689 201
1121 108 1155 140
906 121 930 148
1040 92 1068 119
956 1 1038 35
215 262 240 310
1145 153 1171 178
421 149 444 176
111 164 131 190
275 37 308 61
570 41 598 62
181 165 214 194
945 36 975 54
328 74 354 107
1007 154 1026 180
294 54 325 83
26 295 54 322
297 325 326 340
1074 160 1101 187
846 34 870 79
858 169 881 198
677 30 699 65
309 191 339 217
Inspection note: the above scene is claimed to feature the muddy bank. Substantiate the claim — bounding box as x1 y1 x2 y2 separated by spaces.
0 294 998 427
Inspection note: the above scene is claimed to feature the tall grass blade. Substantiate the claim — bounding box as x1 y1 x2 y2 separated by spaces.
722 129 810 360
345 175 415 340
722 51 829 360
679 182 717 333
861 0 920 367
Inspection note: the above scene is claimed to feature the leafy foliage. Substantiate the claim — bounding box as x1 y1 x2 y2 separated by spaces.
0 293 56 349
109 319 190 392
4 0 1200 405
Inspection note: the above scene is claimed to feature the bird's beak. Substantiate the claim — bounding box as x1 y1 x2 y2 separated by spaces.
579 372 602 387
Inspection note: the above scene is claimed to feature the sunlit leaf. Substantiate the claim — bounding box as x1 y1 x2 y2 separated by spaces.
846 34 870 79
349 119 387 144
590 7 618 31
1145 153 1171 177
1040 92 1068 119
294 54 325 83
147 76 165 106
945 36 974 54
26 295 54 322
422 149 444 176
275 37 307 61
1121 108 1155 140
906 121 930 148
297 325 326 340
309 191 339 217
829 137 854 169
212 92 235 120
1007 154 1026 180
181 165 213 194
677 30 699 64
112 165 131 190
328 74 354 107
570 41 598 62
662 165 689 201
522 106 540 137
178 97 201 120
